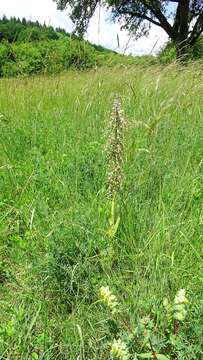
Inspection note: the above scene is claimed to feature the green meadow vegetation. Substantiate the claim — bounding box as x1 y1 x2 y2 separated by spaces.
0 62 203 359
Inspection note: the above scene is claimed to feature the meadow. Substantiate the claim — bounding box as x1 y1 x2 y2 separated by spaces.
0 63 203 359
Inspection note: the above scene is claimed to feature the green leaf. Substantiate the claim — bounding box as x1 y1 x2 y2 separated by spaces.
138 353 169 360
32 353 39 360
138 353 153 359
110 215 120 239
157 355 170 360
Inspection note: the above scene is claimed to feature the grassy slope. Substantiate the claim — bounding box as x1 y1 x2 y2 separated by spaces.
0 63 203 359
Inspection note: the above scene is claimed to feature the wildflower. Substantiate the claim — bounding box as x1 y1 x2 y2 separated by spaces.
139 316 151 326
99 286 118 313
107 99 125 197
173 289 188 321
163 298 169 308
110 338 129 360
174 289 188 304
174 310 187 321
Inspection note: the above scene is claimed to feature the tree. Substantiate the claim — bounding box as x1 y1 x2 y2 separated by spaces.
53 0 203 59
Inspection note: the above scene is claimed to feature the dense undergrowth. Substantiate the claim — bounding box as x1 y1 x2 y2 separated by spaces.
0 36 202 78
0 63 203 359
0 16 155 77
159 37 203 64
0 38 155 77
0 17 202 78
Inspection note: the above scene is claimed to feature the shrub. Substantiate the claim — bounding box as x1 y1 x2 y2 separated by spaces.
0 36 156 78
0 38 98 77
159 37 203 64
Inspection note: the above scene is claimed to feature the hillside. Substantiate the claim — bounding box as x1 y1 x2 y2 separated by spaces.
0 16 155 77
0 16 72 43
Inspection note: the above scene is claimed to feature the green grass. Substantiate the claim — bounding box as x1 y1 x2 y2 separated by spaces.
0 63 203 359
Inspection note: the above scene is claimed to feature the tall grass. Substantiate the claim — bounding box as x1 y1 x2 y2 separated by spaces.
0 63 203 359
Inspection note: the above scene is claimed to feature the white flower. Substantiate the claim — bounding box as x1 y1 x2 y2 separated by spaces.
173 289 188 321
110 338 129 360
99 286 118 312
174 289 188 305
163 298 169 307
174 310 187 321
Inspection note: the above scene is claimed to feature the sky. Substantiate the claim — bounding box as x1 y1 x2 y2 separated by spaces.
0 0 170 55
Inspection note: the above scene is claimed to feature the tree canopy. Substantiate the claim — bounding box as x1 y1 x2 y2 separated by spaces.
54 0 203 58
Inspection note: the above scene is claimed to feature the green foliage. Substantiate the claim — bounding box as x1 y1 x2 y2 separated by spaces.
159 37 203 64
99 287 190 359
0 38 156 77
0 39 98 76
192 36 203 59
0 16 64 43
0 16 157 78
0 64 202 358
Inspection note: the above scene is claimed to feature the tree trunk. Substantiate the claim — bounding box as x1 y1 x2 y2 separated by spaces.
172 0 190 61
